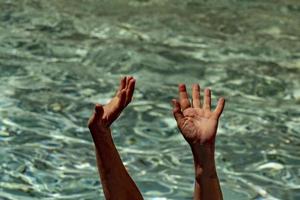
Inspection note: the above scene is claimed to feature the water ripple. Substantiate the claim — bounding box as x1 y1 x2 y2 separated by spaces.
0 0 300 199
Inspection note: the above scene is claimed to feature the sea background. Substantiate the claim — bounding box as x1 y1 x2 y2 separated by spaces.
0 0 300 199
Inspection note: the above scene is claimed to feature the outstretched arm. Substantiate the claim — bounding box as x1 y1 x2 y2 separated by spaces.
172 84 225 200
88 76 143 200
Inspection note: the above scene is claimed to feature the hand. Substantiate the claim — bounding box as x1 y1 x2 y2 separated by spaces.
88 76 136 134
172 84 225 146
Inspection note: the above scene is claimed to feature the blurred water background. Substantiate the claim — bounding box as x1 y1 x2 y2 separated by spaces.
0 0 300 199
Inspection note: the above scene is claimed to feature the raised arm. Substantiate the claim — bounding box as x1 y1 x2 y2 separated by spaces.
88 76 143 200
172 84 225 200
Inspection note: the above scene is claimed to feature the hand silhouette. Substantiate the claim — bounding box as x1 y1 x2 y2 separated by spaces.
172 84 225 146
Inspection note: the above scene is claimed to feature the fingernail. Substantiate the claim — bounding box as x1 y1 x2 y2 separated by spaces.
193 84 199 89
178 84 186 91
205 88 210 94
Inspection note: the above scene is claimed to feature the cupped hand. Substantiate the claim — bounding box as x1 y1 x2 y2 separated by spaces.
172 84 225 146
88 76 136 133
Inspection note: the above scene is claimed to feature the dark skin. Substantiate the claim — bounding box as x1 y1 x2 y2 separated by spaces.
88 76 143 200
88 76 225 200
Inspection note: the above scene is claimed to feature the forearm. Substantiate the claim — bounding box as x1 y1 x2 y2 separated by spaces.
90 129 143 200
191 144 223 200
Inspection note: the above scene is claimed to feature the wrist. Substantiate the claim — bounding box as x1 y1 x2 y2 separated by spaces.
190 142 215 156
89 126 112 139
190 143 216 171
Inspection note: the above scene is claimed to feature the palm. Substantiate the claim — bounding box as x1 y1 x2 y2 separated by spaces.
172 84 225 145
179 108 218 144
102 96 123 126
88 76 135 132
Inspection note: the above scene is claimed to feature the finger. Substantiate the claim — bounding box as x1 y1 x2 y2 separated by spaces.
108 89 126 124
117 89 127 108
125 78 135 105
213 97 225 119
192 84 201 108
125 76 134 88
178 84 191 110
203 88 211 110
118 76 127 92
172 99 184 123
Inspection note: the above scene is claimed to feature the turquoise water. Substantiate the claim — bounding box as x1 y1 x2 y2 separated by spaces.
0 0 300 199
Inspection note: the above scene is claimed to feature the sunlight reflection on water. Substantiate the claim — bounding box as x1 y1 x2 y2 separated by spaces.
0 0 300 199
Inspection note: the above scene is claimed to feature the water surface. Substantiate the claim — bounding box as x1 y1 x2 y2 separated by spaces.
0 0 300 199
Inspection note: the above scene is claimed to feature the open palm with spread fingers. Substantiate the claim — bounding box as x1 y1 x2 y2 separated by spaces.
172 84 225 146
88 76 135 133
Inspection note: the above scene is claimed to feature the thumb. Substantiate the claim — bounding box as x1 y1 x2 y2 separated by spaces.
88 104 104 129
172 99 184 123
95 103 104 118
